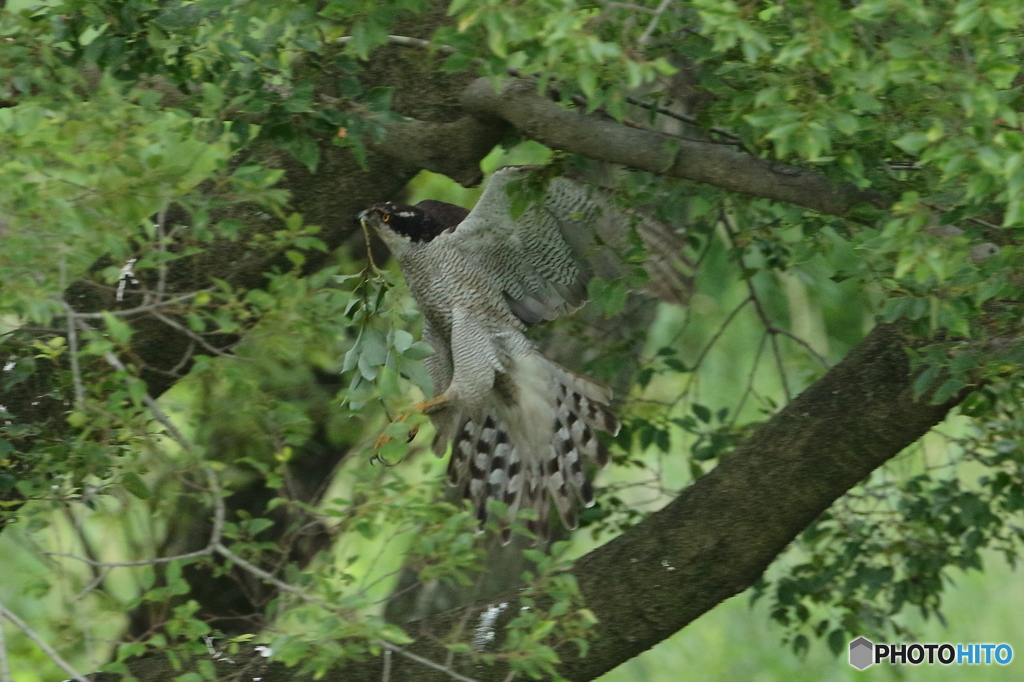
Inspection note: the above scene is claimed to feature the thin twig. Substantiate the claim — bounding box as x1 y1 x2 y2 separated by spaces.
57 289 209 319
637 0 673 46
168 338 197 375
720 214 792 402
556 87 734 145
921 200 1002 231
213 543 336 610
155 203 170 297
45 468 223 567
745 275 791 401
0 616 11 682
692 296 752 373
729 330 768 426
380 642 481 682
62 506 104 595
84 319 196 455
0 602 89 682
362 223 382 273
671 295 752 410
149 310 233 357
61 301 85 411
45 545 214 569
44 466 223 567
49 322 225 571
381 648 392 682
74 567 111 601
337 34 458 56
773 327 830 369
623 95 744 143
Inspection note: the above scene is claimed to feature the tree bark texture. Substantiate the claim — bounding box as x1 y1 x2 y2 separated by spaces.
461 78 892 217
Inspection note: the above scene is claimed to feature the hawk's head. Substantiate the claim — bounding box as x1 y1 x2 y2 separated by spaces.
358 202 448 244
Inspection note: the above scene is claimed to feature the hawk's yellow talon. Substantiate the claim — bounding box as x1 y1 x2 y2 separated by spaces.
374 413 411 448
376 397 446 447
411 395 450 414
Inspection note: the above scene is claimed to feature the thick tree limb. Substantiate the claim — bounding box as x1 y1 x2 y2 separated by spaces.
98 323 964 681
563 323 958 679
461 78 891 216
372 115 512 188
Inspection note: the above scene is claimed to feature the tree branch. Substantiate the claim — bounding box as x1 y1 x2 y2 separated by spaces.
371 114 512 188
461 78 891 216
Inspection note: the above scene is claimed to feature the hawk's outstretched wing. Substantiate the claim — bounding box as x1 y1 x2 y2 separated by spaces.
444 166 613 325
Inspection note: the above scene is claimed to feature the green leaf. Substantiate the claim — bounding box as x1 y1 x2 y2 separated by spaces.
912 365 940 400
79 23 109 47
664 357 689 373
380 625 414 645
245 517 275 536
121 472 152 500
392 329 414 353
154 5 206 30
290 134 320 173
117 641 148 661
893 132 929 155
833 112 859 136
403 340 434 360
348 18 387 59
102 311 133 345
587 278 628 317
827 629 845 656
931 378 965 404
398 356 434 395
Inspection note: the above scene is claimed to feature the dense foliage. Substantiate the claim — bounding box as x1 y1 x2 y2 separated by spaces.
2 0 1024 680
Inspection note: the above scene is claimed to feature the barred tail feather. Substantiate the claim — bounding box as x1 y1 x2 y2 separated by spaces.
445 353 619 544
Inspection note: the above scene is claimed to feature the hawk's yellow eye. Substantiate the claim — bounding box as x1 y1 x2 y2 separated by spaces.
382 214 390 222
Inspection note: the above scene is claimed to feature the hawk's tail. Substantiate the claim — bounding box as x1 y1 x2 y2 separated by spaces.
445 356 619 543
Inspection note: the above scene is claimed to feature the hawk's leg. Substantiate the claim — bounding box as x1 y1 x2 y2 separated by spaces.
411 394 451 415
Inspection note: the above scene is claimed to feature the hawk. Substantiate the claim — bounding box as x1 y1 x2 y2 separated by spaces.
359 166 623 539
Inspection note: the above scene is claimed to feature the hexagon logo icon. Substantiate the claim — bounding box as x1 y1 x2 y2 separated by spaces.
849 636 874 670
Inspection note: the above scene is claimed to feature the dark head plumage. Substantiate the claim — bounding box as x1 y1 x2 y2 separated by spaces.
415 200 470 230
358 200 470 244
